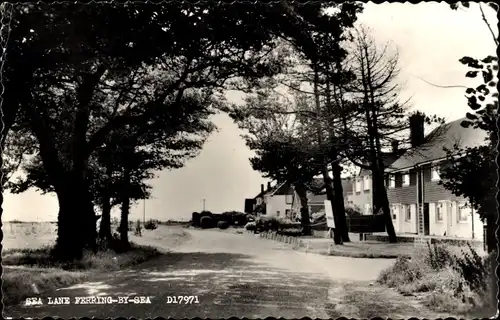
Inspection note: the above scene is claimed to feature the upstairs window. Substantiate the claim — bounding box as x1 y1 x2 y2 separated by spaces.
355 179 362 193
431 166 441 181
363 176 370 191
389 175 396 189
402 172 410 186
285 194 293 204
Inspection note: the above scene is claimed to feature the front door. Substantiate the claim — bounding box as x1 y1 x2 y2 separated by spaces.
423 203 430 236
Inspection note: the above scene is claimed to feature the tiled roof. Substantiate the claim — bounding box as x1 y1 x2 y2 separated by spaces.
272 183 294 196
358 152 401 177
386 117 488 172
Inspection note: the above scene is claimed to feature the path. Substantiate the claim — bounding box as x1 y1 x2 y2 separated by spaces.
3 227 450 319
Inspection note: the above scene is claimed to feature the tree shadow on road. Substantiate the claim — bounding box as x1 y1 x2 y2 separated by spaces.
5 251 335 319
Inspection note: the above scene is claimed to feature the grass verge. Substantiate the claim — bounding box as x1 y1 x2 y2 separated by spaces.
2 242 162 307
377 242 496 317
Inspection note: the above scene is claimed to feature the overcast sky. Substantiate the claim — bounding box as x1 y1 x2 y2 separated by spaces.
2 2 498 222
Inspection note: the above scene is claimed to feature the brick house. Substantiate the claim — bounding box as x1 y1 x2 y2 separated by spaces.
385 115 488 240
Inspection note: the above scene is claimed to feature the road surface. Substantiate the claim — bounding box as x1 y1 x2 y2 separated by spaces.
4 227 448 319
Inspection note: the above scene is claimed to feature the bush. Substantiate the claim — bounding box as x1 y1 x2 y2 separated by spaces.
245 221 256 231
127 220 134 231
217 221 229 229
345 207 362 217
200 216 213 229
192 212 200 227
144 219 158 230
378 242 492 315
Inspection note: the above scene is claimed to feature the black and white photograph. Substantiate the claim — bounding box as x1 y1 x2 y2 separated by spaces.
0 1 498 319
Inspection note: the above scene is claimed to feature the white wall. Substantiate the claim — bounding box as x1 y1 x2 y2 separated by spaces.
399 204 417 234
429 200 484 240
266 195 292 218
391 204 400 233
429 202 447 237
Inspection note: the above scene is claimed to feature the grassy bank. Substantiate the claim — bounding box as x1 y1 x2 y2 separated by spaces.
377 242 496 316
2 243 162 307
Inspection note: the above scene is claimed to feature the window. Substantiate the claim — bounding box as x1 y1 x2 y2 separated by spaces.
363 176 370 191
257 198 262 205
364 203 371 215
285 209 291 218
389 175 396 189
403 172 410 186
285 195 293 204
436 203 444 222
391 206 396 220
405 204 411 221
276 210 280 217
431 166 441 181
458 204 469 222
355 179 362 193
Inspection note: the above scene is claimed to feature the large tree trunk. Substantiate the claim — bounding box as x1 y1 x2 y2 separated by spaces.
295 184 311 236
54 183 86 261
331 162 350 242
119 166 131 250
99 192 112 242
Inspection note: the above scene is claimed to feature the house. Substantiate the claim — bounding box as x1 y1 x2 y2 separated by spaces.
265 182 295 218
385 114 488 240
250 182 295 218
348 146 402 215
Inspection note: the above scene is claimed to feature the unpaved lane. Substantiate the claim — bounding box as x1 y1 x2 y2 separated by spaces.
3 227 449 319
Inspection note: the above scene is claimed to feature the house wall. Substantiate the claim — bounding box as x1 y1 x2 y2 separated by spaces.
266 195 292 218
348 175 373 214
428 200 484 239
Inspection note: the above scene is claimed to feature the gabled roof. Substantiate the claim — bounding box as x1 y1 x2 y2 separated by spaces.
358 152 402 177
386 117 488 172
270 182 294 196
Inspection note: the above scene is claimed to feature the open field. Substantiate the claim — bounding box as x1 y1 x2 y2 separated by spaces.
1 222 190 308
2 221 58 251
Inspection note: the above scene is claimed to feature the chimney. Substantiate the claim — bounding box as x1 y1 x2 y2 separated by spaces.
391 140 399 154
261 184 264 193
409 113 425 147
267 182 272 190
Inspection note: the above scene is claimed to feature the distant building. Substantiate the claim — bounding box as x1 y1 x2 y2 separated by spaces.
385 115 487 240
249 182 294 218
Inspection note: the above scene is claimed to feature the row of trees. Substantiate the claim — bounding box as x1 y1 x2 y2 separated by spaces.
230 19 443 243
0 2 379 260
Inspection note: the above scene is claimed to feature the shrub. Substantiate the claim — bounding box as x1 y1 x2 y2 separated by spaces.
192 212 200 227
345 207 362 217
451 243 489 292
245 221 256 231
378 242 493 315
127 220 134 231
425 242 455 271
144 219 158 230
218 221 229 229
200 216 213 229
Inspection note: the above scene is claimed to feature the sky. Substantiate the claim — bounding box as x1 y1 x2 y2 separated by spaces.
2 2 498 222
